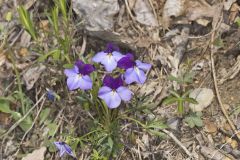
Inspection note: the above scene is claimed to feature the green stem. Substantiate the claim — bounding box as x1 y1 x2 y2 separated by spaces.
119 116 146 128
9 52 25 114
79 129 100 140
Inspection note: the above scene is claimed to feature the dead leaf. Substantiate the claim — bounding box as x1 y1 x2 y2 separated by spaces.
139 80 163 102
219 55 240 84
39 20 49 31
224 0 236 10
142 134 149 148
133 0 158 26
19 48 29 57
204 120 217 133
162 0 185 28
23 64 46 90
225 137 238 149
0 112 11 126
223 122 232 131
128 0 137 9
229 2 240 24
22 147 46 160
196 18 211 26
0 50 7 66
20 31 31 47
200 146 226 160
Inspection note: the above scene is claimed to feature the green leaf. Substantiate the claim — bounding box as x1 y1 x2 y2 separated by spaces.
162 96 178 105
236 17 240 27
183 72 195 83
169 90 180 98
184 113 203 128
63 63 74 68
5 11 12 21
182 90 191 98
184 97 198 104
108 137 113 149
168 75 183 83
213 37 224 47
47 123 58 136
51 6 59 35
17 6 37 40
0 99 12 113
39 108 51 125
52 50 61 60
58 0 67 22
148 129 166 138
146 120 168 130
37 53 51 62
38 50 60 62
11 111 32 131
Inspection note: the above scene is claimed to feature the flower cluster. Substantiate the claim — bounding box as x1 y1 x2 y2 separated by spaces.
64 43 151 108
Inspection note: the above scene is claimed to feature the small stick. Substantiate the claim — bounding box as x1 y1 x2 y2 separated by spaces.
0 94 46 139
162 129 195 158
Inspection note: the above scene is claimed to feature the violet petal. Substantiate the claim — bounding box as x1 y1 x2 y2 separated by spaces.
117 54 135 70
103 75 123 90
124 68 139 84
54 142 74 157
101 54 117 72
112 51 124 61
116 86 133 101
104 43 120 53
135 67 147 84
98 86 121 108
75 60 85 70
67 76 81 90
78 75 93 90
64 66 78 77
81 64 95 75
92 51 108 63
135 60 151 71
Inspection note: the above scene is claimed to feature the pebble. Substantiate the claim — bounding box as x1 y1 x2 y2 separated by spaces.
189 88 214 112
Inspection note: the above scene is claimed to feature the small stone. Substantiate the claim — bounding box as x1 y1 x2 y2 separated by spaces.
189 88 214 112
22 147 46 160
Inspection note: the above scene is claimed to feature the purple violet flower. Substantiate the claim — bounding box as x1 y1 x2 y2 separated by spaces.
98 75 133 109
64 60 95 91
54 142 75 158
117 53 151 84
92 43 124 72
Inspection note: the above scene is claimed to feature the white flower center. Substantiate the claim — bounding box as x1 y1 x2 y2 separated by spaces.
111 90 116 96
78 74 83 79
107 53 112 63
134 66 140 75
